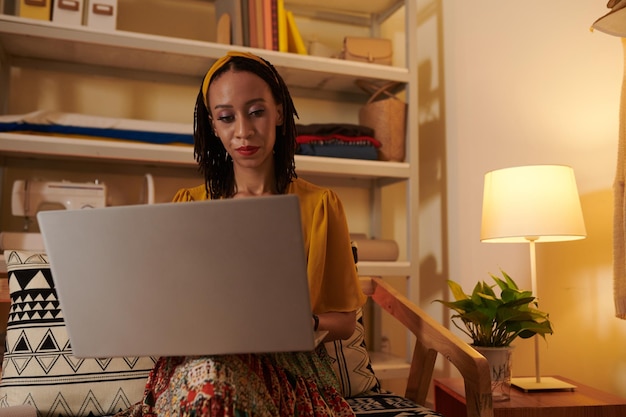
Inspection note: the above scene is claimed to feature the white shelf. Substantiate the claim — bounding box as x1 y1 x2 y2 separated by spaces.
0 132 410 181
0 14 408 96
0 132 195 166
369 351 411 380
287 0 403 16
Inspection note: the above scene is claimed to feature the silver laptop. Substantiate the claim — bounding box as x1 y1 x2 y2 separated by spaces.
37 194 318 358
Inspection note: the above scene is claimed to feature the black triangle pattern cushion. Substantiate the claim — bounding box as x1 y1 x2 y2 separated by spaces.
0 250 156 417
324 307 381 397
348 392 444 416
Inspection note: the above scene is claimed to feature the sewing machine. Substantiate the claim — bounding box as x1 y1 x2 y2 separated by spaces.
0 179 107 251
11 179 107 219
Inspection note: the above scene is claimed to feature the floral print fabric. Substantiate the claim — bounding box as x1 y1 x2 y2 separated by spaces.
116 346 355 417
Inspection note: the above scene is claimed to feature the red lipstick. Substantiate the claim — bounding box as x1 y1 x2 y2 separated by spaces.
236 146 260 156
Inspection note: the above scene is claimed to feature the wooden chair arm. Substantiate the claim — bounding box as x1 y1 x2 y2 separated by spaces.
361 276 494 417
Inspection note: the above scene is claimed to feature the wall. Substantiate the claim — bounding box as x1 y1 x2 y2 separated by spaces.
437 0 626 398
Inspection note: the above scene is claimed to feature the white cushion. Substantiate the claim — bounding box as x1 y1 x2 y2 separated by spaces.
0 250 155 416
324 307 380 397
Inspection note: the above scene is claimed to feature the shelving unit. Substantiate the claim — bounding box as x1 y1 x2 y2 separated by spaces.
0 0 419 380
0 13 409 104
0 133 410 181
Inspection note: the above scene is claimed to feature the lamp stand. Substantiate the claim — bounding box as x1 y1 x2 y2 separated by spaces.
511 238 577 392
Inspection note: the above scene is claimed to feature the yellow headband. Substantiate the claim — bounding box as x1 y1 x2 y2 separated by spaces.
201 51 270 109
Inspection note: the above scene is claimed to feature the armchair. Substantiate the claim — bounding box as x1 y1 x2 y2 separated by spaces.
355 276 494 417
0 251 493 417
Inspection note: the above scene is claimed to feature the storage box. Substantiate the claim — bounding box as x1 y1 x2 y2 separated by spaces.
84 0 117 30
51 0 84 26
16 0 52 21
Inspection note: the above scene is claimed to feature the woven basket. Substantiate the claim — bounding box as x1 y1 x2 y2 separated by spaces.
356 79 407 162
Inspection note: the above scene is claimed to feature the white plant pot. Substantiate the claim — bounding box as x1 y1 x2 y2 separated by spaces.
473 346 514 401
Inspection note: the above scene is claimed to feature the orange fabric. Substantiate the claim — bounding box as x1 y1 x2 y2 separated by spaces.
171 178 366 314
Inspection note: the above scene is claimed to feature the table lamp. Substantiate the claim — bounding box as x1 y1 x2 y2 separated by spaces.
480 164 587 391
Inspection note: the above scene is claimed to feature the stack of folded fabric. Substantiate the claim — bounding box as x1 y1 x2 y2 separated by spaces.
0 111 193 145
296 123 381 160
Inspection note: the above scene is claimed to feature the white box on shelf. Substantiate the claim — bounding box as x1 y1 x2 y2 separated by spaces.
15 0 51 20
51 0 84 26
84 0 117 30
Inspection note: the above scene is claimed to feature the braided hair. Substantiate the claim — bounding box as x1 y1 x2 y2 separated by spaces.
194 54 299 199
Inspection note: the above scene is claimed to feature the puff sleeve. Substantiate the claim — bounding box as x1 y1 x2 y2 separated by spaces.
171 185 209 202
293 180 366 314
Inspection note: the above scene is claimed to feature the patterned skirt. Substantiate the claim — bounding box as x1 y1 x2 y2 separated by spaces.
116 345 355 417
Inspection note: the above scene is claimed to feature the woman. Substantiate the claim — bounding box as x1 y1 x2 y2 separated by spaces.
122 51 366 416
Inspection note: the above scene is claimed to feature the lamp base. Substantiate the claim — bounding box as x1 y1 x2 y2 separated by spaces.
512 376 577 392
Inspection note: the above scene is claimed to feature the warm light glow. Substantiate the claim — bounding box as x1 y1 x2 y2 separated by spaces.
480 164 587 390
481 165 587 243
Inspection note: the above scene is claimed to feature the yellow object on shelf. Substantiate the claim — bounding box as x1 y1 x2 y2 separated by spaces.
286 10 307 55
277 0 287 52
17 0 51 20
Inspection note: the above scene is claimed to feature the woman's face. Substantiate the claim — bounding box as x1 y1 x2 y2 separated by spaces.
208 69 283 172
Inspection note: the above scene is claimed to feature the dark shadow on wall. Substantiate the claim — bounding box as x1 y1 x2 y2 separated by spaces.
417 0 449 312
415 0 453 378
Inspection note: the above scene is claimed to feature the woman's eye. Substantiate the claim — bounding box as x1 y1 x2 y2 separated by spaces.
217 114 234 123
250 108 265 117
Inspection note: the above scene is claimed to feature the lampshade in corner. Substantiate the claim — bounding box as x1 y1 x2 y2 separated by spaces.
481 164 586 243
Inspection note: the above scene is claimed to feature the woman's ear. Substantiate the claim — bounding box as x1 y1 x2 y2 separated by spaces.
276 104 284 126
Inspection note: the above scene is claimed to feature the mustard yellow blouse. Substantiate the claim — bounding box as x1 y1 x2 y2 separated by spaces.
171 177 366 314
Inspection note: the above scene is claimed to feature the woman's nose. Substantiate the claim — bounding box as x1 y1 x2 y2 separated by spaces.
235 117 253 138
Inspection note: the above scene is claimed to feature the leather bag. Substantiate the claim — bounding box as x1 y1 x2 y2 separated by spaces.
341 37 392 65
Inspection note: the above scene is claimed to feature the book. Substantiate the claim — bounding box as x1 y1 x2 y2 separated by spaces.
241 0 250 46
248 0 265 49
254 0 265 49
215 0 244 46
277 0 287 52
248 0 257 47
269 0 278 50
286 10 307 55
262 0 274 50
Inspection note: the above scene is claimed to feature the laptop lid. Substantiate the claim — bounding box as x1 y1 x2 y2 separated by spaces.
37 194 316 358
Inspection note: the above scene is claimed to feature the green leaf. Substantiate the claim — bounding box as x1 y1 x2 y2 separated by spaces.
503 296 536 309
437 270 553 347
447 280 469 301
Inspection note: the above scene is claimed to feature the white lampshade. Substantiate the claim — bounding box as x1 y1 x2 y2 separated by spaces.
592 0 626 37
481 165 587 243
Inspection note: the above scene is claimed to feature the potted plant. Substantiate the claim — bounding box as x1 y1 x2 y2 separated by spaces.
435 269 553 400
436 269 553 347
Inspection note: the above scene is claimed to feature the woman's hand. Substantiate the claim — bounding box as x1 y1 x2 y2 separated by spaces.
314 310 356 342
